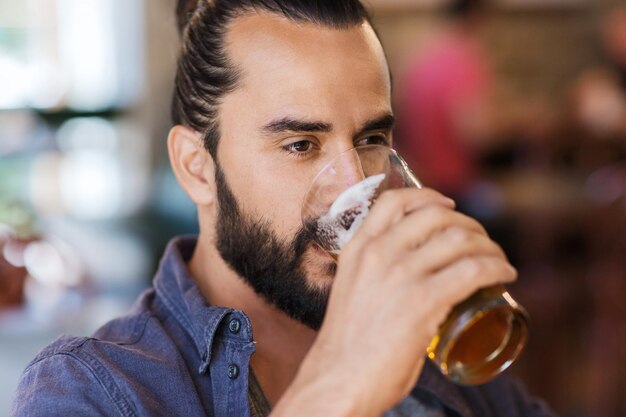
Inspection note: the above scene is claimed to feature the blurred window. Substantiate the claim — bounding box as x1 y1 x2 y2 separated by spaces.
0 0 144 111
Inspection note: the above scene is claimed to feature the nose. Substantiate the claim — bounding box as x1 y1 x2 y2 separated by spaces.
302 146 390 226
314 148 367 211
330 148 366 189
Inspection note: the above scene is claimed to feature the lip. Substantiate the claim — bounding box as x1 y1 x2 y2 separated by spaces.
311 242 337 262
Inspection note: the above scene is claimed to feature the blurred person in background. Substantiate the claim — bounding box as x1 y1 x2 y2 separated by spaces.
394 0 555 213
11 1 556 416
395 0 496 206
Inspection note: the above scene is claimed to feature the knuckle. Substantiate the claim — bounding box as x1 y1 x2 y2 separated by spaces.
458 257 483 281
388 263 404 279
360 241 386 267
473 235 501 256
376 189 406 209
378 188 451 212
457 256 516 285
491 241 507 258
389 260 413 280
415 187 446 202
447 226 472 244
422 204 450 225
453 211 486 234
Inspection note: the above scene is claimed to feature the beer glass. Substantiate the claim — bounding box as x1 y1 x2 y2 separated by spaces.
302 145 528 385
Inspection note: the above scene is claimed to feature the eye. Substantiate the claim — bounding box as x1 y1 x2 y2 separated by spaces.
356 134 389 147
287 140 312 152
282 139 316 157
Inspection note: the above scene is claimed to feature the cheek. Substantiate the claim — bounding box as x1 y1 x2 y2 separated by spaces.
231 160 310 236
217 134 315 237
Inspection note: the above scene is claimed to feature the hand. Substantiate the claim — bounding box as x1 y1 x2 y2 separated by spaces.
290 188 517 416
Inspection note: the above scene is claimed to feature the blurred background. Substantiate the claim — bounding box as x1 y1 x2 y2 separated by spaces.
0 0 624 416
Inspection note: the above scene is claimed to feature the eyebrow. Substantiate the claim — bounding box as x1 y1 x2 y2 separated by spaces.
262 118 332 135
261 113 395 137
358 114 395 136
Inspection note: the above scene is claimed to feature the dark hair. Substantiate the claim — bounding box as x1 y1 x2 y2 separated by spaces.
172 0 372 158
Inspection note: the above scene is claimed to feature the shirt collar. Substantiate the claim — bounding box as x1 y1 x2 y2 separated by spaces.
153 236 254 374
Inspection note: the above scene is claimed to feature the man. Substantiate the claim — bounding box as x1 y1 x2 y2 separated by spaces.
11 1 555 416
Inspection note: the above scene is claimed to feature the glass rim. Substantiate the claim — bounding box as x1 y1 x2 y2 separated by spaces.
303 144 404 204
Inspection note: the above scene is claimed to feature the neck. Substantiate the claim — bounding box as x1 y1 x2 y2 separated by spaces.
188 233 318 407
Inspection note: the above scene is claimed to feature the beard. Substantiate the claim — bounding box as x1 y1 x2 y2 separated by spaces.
214 161 335 330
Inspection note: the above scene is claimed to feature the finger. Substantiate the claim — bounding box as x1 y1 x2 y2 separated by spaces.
424 256 518 308
342 206 487 281
396 227 507 278
351 188 454 245
371 205 486 259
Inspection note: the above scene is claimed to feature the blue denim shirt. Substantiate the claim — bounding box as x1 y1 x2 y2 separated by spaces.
11 236 555 417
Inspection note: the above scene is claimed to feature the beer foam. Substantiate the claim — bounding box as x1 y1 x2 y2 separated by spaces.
317 173 386 252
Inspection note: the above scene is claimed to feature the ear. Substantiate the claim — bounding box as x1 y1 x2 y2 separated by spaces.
167 125 216 206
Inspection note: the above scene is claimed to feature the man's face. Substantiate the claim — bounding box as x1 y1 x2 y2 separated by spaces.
213 12 392 329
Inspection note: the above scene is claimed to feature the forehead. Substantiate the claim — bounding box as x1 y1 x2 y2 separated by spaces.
223 12 391 113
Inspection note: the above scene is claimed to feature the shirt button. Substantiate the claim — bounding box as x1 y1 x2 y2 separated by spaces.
227 364 240 379
228 318 241 334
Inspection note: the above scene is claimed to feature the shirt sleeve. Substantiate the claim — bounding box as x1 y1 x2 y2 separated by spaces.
10 353 130 417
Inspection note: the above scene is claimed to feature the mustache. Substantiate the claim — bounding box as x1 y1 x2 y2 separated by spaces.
292 218 320 260
295 218 338 276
